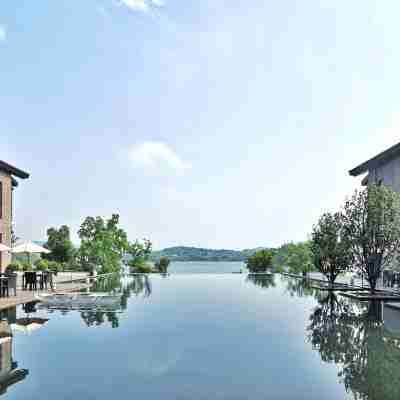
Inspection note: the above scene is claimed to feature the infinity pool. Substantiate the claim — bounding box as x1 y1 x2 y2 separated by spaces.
0 274 399 399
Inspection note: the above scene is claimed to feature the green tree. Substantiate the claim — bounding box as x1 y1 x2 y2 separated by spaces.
78 214 129 274
126 239 152 271
311 212 352 286
43 225 74 263
342 184 400 292
154 256 170 273
285 242 314 275
246 249 274 273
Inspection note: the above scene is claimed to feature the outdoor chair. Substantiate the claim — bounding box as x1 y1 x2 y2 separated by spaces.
5 274 17 296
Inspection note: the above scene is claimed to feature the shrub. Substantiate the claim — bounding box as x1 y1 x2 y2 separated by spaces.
155 257 170 273
6 262 22 273
47 261 61 273
132 264 154 274
246 249 274 273
35 259 50 271
21 262 32 271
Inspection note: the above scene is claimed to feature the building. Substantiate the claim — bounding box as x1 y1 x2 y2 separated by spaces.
0 161 29 271
349 142 400 190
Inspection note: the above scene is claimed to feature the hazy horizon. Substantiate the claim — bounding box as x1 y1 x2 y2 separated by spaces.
3 1 400 249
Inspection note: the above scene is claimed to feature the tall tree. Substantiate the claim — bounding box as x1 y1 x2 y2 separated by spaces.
342 184 400 292
285 242 314 275
311 212 352 286
44 225 74 263
78 214 129 274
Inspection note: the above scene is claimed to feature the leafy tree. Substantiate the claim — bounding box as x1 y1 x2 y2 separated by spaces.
246 249 274 273
78 214 129 274
126 239 152 271
154 256 170 273
311 212 352 286
43 225 74 263
285 242 314 275
342 184 400 292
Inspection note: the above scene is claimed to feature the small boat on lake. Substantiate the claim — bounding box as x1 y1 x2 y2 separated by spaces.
35 293 122 311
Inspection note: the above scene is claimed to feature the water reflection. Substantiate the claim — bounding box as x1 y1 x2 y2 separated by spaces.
0 308 28 396
307 293 400 400
282 275 321 298
81 274 153 329
246 274 275 289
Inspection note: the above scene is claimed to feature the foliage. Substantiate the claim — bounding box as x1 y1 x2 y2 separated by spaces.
34 259 50 271
341 184 400 292
6 262 22 273
154 256 170 273
133 264 154 274
78 214 129 274
246 249 274 273
284 242 314 275
126 239 152 270
43 225 75 263
311 212 352 285
21 261 32 271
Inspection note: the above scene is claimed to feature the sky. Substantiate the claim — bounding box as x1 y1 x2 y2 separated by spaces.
1 1 400 250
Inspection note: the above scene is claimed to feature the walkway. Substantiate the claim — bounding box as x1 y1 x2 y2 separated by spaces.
0 272 91 311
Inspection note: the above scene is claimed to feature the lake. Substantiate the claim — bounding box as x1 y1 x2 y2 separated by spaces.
1 273 399 399
168 261 245 274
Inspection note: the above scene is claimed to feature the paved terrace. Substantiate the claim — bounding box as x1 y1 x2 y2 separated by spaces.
0 272 92 311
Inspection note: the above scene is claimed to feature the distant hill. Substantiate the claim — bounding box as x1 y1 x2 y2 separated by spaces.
151 246 265 262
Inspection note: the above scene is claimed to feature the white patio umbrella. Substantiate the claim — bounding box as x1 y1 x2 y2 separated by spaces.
12 242 50 254
10 317 49 335
11 242 50 268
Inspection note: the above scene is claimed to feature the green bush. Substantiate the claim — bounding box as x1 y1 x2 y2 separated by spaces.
6 262 22 273
132 264 154 274
246 249 274 273
34 259 50 271
21 262 32 271
154 257 170 273
47 261 61 273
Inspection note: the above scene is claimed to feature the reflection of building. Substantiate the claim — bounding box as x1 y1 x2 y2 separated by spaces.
0 312 28 395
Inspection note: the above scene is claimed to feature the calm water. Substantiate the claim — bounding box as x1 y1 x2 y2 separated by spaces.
0 274 399 399
168 261 245 274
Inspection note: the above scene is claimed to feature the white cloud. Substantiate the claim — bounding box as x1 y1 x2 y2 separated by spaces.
0 25 7 42
119 0 165 13
130 142 191 172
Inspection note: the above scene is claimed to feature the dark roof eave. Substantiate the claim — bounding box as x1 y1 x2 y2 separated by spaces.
349 142 400 177
0 161 29 179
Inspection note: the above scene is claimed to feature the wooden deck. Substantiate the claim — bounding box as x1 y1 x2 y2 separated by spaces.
0 279 92 311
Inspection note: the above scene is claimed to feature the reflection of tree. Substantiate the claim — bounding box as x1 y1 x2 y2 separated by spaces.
307 294 400 400
282 276 320 299
80 274 153 329
246 274 275 289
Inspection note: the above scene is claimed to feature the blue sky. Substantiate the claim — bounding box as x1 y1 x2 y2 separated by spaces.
1 1 400 249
